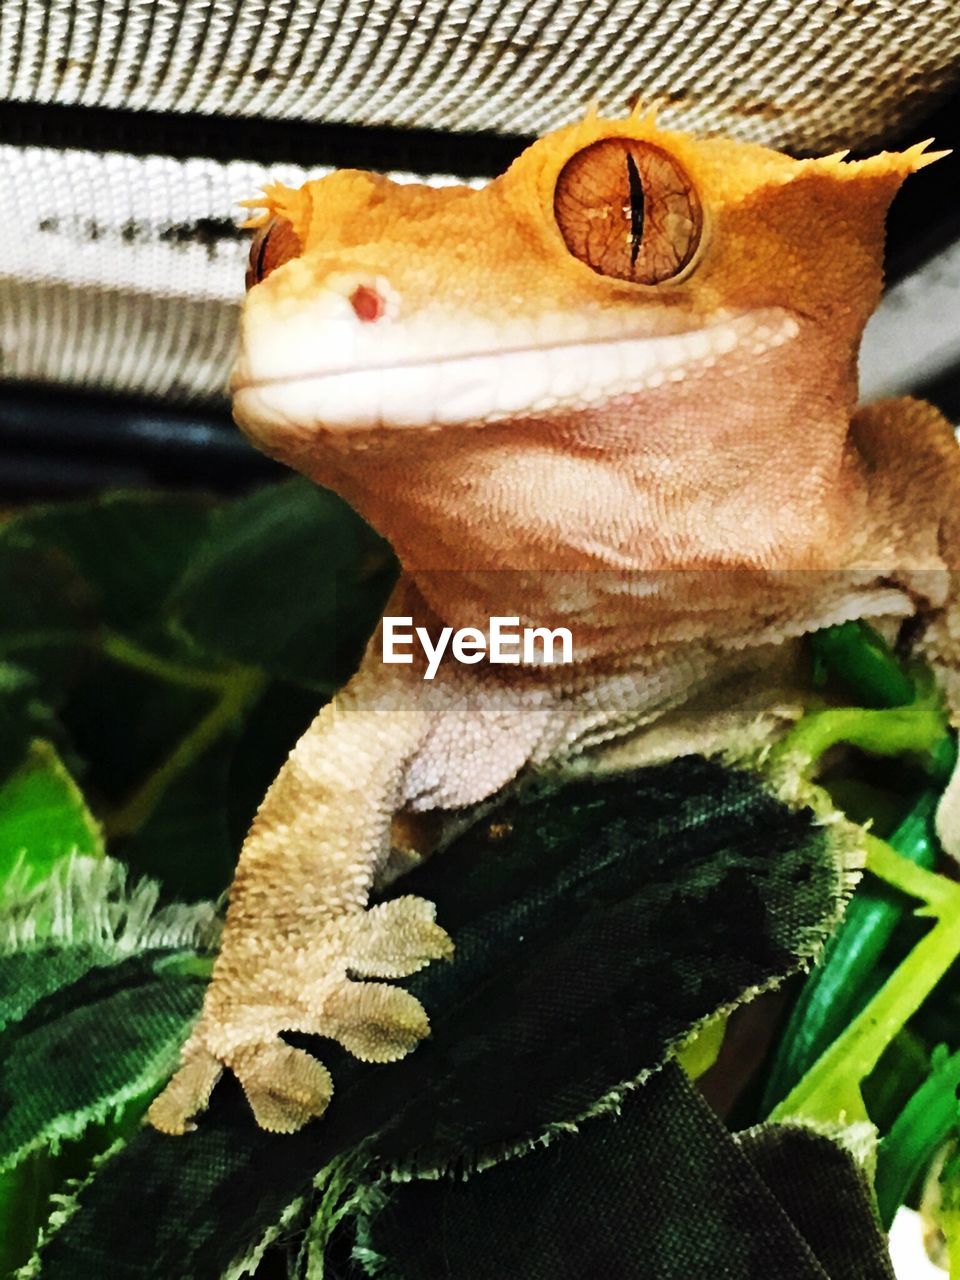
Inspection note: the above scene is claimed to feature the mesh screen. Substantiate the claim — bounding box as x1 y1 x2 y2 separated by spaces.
0 144 470 403
3 0 957 150
0 0 957 408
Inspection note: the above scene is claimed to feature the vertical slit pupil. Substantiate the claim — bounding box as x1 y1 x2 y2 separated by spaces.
625 151 645 267
255 226 271 281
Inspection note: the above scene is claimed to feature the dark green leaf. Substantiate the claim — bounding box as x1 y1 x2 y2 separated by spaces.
355 1065 893 1280
7 494 215 639
169 478 395 687
116 735 241 902
0 529 91 648
0 494 219 787
53 655 262 901
28 757 847 1279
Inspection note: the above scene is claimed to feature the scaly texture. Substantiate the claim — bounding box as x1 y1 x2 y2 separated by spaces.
150 110 959 1135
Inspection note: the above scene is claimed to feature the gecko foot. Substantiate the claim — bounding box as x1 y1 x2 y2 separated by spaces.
148 895 453 1134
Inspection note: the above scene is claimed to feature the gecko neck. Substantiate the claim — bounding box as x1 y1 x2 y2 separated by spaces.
319 331 863 557
273 329 875 647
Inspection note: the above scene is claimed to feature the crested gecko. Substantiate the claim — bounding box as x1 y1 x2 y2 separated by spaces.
149 108 959 1136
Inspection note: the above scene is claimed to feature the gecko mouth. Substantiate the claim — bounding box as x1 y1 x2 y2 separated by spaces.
232 309 800 434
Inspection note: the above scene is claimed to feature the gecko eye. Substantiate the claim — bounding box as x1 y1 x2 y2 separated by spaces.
245 215 302 290
553 139 703 285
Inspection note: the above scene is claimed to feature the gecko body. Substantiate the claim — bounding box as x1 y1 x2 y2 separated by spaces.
149 110 959 1135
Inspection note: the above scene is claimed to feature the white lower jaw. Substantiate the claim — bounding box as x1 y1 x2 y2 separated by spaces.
233 310 800 435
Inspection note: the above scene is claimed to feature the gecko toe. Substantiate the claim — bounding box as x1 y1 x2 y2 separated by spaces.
324 979 433 1061
229 1040 334 1133
342 895 454 979
147 1037 223 1135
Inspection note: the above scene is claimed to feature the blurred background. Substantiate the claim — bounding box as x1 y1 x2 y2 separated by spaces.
0 0 957 501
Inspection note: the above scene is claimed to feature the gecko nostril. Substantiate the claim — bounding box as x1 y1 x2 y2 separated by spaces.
349 284 386 323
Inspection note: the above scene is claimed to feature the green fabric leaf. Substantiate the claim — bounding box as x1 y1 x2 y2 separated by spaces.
26 757 852 1279
0 494 222 808
6 494 215 639
0 742 103 890
355 1064 894 1280
168 478 396 687
107 729 242 903
0 857 216 1173
739 1123 896 1278
0 954 202 1174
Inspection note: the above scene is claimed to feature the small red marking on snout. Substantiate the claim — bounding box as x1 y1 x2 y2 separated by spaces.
350 284 385 322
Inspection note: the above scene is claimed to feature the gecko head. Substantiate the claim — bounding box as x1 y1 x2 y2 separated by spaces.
231 113 942 475
231 114 942 457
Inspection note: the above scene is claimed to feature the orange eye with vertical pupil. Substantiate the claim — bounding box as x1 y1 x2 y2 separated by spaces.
245 215 302 290
554 139 703 284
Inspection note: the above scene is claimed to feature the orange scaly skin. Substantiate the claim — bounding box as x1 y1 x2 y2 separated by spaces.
149 112 958 1136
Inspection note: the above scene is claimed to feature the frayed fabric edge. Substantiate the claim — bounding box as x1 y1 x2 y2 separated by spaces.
0 853 221 956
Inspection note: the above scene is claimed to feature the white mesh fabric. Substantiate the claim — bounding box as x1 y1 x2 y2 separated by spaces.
0 0 957 151
0 0 957 405
0 147 270 403
0 145 471 402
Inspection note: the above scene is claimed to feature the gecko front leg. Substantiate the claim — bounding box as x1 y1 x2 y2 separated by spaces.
148 650 452 1135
